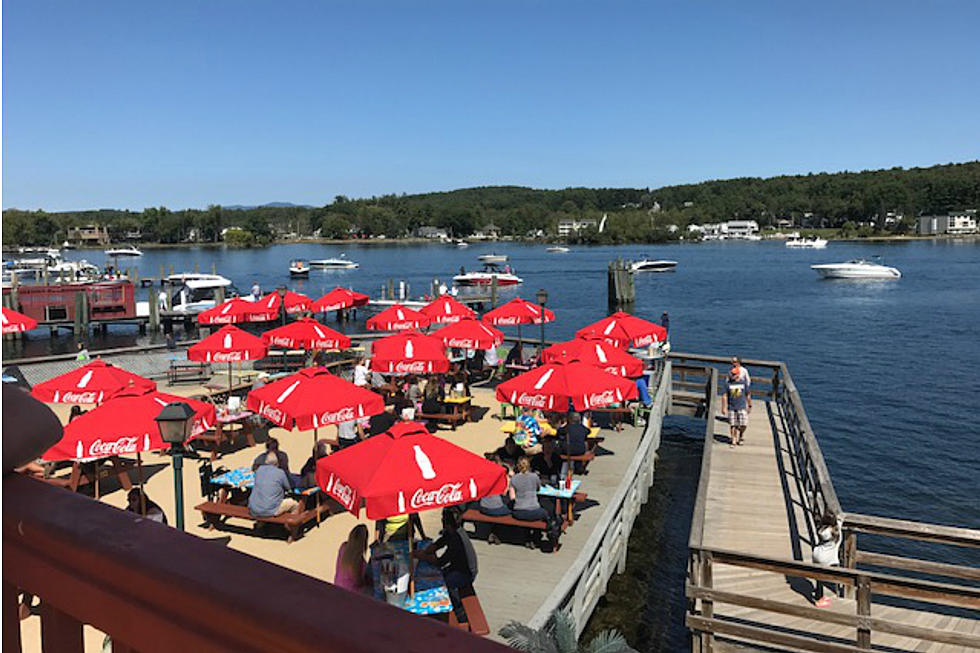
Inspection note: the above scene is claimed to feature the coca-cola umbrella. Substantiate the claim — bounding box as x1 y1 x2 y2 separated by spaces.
575 311 667 348
32 360 157 405
420 295 475 325
312 286 370 313
247 293 288 322
262 317 351 351
246 366 384 444
369 331 449 375
495 360 638 412
282 291 313 315
541 337 645 377
187 324 268 390
197 298 257 325
481 297 555 346
433 318 503 351
2 306 37 334
366 304 431 332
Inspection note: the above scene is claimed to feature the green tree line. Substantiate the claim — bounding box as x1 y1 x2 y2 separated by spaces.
4 161 979 246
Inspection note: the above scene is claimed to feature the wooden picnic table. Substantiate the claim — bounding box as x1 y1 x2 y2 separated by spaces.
39 456 136 496
442 395 473 422
195 411 257 461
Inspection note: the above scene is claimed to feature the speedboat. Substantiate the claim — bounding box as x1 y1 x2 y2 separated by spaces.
164 276 237 314
453 262 522 286
309 256 358 269
631 259 678 272
477 253 508 263
289 259 310 277
546 246 570 253
786 236 828 249
454 239 469 248
105 245 143 257
811 259 901 279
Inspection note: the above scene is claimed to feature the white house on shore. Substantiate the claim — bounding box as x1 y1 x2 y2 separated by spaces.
918 210 977 236
688 220 760 240
557 218 598 237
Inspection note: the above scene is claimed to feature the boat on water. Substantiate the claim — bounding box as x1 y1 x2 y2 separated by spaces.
309 256 358 269
786 236 828 249
811 259 901 279
289 259 310 277
477 253 508 263
454 239 469 248
631 259 678 272
546 246 570 253
453 262 522 286
164 276 238 314
105 245 143 257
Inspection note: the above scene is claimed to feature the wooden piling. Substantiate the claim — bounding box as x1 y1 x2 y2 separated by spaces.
148 287 160 333
491 276 499 308
214 285 226 305
607 259 635 313
73 291 88 335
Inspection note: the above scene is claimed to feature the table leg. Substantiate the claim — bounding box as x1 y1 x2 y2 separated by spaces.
68 463 82 493
244 422 256 447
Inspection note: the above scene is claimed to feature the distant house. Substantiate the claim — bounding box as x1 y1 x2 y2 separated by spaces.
472 223 501 240
725 220 759 237
417 226 449 240
776 219 794 229
124 229 143 241
557 218 598 237
66 224 110 246
918 210 978 235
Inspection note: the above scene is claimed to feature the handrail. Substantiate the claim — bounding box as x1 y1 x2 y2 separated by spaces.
687 367 717 550
3 474 507 652
527 361 671 637
845 512 980 548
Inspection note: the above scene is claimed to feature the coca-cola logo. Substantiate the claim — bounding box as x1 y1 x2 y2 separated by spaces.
410 483 462 510
331 478 355 508
319 406 355 424
260 405 285 424
587 389 616 406
209 315 237 324
446 338 475 349
394 361 427 373
89 437 139 457
517 392 548 408
634 334 656 347
212 352 245 362
61 391 99 403
269 336 293 348
389 321 416 330
493 317 521 326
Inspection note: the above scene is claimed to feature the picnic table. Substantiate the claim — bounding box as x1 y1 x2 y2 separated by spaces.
540 479 583 523
39 456 136 496
500 420 557 437
195 411 257 461
210 466 318 504
442 395 473 422
370 539 452 615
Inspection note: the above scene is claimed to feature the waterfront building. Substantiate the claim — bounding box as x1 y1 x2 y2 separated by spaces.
66 224 110 246
557 218 598 237
918 210 978 235
417 226 449 239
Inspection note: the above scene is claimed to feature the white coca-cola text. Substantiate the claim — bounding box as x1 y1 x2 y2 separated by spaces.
89 437 139 457
319 406 355 424
212 352 245 362
517 392 548 408
260 405 285 424
446 338 475 349
587 389 616 406
394 361 427 373
331 479 355 508
410 483 462 510
61 391 98 403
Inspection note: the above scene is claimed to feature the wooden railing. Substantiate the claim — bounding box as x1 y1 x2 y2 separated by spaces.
3 474 508 653
526 361 672 638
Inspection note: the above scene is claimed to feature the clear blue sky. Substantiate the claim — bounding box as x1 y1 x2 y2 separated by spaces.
3 1 979 211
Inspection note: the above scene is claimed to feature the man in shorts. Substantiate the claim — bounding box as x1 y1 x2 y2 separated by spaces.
721 367 752 447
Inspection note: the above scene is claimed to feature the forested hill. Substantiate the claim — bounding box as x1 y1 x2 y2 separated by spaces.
3 161 979 246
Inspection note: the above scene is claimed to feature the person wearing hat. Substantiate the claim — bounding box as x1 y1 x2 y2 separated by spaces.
721 365 752 447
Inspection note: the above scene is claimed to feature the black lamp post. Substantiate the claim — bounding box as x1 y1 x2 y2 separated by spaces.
277 285 288 326
536 288 548 352
155 402 196 531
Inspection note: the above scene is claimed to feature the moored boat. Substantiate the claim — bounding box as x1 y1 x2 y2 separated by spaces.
309 256 358 269
104 245 143 257
546 246 570 253
631 259 677 272
786 236 828 249
477 253 508 263
453 262 522 286
811 259 901 279
289 259 310 276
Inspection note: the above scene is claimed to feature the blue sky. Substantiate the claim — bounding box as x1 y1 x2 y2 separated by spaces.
3 1 979 211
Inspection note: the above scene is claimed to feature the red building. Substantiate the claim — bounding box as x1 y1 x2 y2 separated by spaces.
5 281 137 323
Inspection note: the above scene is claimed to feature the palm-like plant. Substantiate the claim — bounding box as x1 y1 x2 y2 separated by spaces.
499 609 637 653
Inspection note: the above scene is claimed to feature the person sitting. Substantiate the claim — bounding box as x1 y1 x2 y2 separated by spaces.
420 386 444 415
368 404 398 437
375 512 426 543
414 507 479 624
504 341 525 367
248 452 300 518
531 437 564 483
125 488 167 524
493 436 523 468
405 375 423 407
558 412 590 457
509 456 559 549
514 406 542 449
484 344 500 370
252 437 290 473
335 418 365 449
300 440 331 487
334 524 371 594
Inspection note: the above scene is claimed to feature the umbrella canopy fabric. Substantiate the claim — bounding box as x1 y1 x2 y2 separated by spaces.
366 304 431 331
262 317 350 351
495 360 638 412
187 325 267 363
42 387 216 461
370 331 449 374
541 337 645 377
282 291 313 315
246 366 384 431
433 319 503 351
316 422 509 519
197 298 257 325
313 287 370 313
481 297 555 326
420 296 476 325
247 293 286 322
2 307 37 334
575 311 667 348
32 360 157 404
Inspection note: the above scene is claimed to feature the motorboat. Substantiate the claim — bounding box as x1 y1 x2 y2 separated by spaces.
309 255 359 269
546 246 570 253
477 253 508 263
453 262 522 286
786 236 828 249
289 259 310 277
631 259 678 272
105 245 143 257
454 239 469 248
164 276 238 314
811 259 901 280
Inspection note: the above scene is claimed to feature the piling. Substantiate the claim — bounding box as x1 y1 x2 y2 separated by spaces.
148 287 160 332
491 276 499 308
194 261 200 273
607 259 635 313
215 285 226 305
211 262 217 275
160 265 166 284
73 291 89 335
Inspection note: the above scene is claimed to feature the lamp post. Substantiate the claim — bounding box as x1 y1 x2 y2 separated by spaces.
277 285 288 326
155 402 196 531
536 288 548 353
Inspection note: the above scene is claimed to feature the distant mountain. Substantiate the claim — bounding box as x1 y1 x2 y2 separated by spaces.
224 202 314 210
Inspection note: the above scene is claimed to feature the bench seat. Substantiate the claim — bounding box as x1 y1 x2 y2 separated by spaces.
417 412 466 431
195 499 330 542
447 590 490 636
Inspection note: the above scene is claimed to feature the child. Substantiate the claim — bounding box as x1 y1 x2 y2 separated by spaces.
812 512 844 607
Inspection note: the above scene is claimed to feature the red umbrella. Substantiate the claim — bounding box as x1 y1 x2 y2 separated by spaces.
247 293 287 322
282 291 313 315
197 298 256 325
246 366 384 433
366 304 430 331
433 318 503 351
313 287 370 313
576 311 667 348
42 386 216 461
188 324 267 389
420 296 475 325
262 317 351 351
370 331 449 374
495 360 638 412
316 421 508 519
32 360 157 404
2 307 37 334
541 337 645 377
482 297 555 327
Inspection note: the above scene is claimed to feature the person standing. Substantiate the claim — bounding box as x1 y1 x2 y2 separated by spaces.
660 311 670 335
721 367 751 447
812 513 844 607
730 356 751 387
353 358 369 387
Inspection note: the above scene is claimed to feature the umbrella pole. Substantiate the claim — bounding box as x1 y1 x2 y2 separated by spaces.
228 362 233 394
137 451 146 516
409 528 416 597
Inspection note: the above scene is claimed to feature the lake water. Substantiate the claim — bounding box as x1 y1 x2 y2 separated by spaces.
5 239 979 646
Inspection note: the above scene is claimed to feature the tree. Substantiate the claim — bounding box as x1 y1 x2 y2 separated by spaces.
499 609 637 653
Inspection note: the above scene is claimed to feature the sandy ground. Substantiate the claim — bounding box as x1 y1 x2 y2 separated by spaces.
17 386 509 651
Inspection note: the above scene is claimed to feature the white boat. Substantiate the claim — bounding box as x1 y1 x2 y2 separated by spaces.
453 262 522 287
289 259 310 276
477 253 508 263
105 245 143 257
546 246 570 253
631 259 678 272
309 256 358 269
811 259 901 280
165 276 237 314
786 236 828 249
48 259 101 280
454 239 469 248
